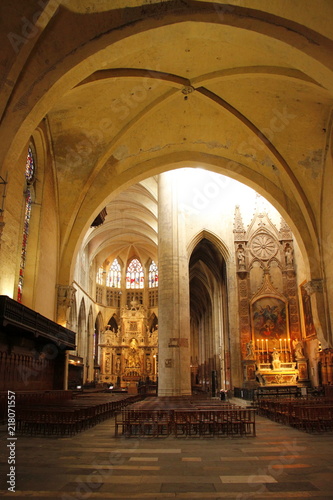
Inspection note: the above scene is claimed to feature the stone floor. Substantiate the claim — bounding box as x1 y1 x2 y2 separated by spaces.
1 401 333 500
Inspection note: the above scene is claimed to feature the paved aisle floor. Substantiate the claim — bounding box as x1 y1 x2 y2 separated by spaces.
1 410 333 500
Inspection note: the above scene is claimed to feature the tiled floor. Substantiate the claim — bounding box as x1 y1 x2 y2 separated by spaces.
1 402 333 500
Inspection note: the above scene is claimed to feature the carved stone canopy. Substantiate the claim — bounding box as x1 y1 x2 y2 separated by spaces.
233 205 246 240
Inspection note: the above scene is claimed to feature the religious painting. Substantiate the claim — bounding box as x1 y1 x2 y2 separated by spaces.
252 297 287 340
300 281 316 338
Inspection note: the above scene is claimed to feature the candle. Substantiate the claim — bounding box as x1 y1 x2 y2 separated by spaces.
266 339 269 361
287 339 290 361
261 339 264 362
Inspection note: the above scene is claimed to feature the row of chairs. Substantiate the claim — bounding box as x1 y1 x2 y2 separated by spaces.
258 396 333 432
291 405 333 432
0 390 73 423
115 406 256 438
15 393 142 436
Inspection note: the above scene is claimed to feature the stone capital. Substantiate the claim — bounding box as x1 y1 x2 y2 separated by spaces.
57 284 76 306
304 279 324 295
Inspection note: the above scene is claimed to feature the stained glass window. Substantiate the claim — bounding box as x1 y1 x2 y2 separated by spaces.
126 258 144 289
106 258 121 288
17 146 35 303
96 265 104 285
148 261 158 288
25 146 35 182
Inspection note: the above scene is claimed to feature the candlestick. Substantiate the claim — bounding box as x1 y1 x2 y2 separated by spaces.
266 339 269 363
261 342 263 363
261 339 264 363
279 338 282 361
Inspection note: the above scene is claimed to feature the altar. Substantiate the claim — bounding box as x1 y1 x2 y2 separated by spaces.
243 341 308 388
255 362 298 386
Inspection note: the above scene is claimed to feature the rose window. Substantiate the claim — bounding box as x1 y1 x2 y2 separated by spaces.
251 234 277 260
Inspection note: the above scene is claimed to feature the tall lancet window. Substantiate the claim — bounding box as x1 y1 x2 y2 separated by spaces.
106 258 121 288
17 146 35 302
96 265 104 285
126 258 144 289
148 261 158 288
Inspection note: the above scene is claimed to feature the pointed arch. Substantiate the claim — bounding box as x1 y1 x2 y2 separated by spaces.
189 235 230 394
108 314 118 333
187 230 230 262
126 257 144 289
86 306 94 382
17 144 37 303
148 260 158 288
94 311 104 375
148 312 158 333
77 298 86 358
106 257 121 288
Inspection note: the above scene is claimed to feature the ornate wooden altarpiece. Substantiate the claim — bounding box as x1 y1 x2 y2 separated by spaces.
234 201 309 388
99 300 158 390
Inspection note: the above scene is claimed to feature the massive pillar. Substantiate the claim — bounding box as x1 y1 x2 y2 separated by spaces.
158 171 191 396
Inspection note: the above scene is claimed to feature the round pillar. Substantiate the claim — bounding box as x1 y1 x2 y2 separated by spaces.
157 171 191 396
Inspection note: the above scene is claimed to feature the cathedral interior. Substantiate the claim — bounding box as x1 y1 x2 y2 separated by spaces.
2 3 333 499
0 0 333 399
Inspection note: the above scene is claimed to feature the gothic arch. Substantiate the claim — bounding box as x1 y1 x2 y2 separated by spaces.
85 306 94 382
63 154 319 291
189 236 230 394
187 229 230 262
94 311 104 377
77 298 86 359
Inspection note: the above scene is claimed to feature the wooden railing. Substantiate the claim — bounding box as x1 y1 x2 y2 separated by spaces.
0 295 75 348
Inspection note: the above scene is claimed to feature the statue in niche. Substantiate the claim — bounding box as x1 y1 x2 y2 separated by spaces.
146 357 151 373
245 340 255 359
292 339 305 360
115 356 121 373
284 243 294 267
105 354 111 373
236 244 246 269
272 350 282 370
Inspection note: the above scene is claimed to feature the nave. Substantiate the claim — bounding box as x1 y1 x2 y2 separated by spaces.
1 396 333 500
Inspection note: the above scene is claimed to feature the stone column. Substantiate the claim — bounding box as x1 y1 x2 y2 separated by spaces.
157 172 191 396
